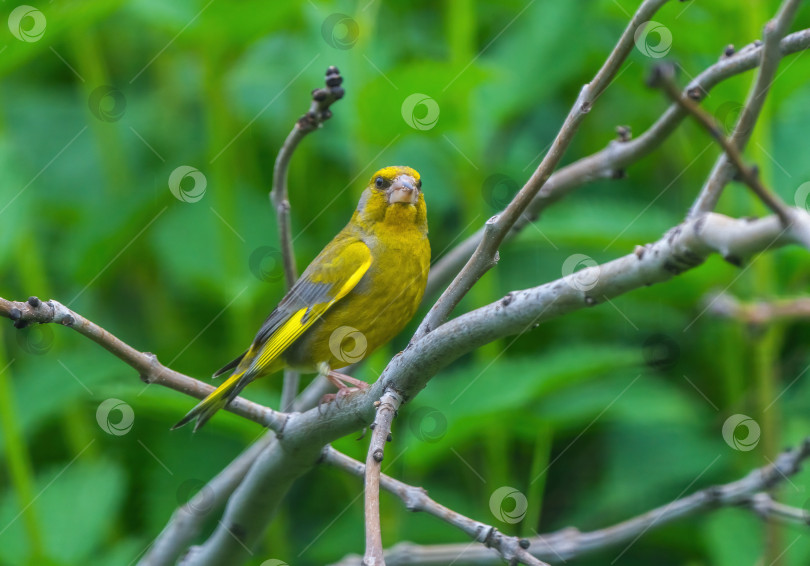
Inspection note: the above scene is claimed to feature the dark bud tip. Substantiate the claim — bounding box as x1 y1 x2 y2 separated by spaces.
325 75 342 87
9 307 21 321
386 433 393 442
611 169 626 180
519 539 531 549
61 314 75 326
326 65 339 75
724 44 735 57
332 86 345 99
373 448 384 462
686 86 704 101
616 125 632 142
312 89 328 102
13 320 29 329
646 62 677 88
28 296 41 307
584 295 597 306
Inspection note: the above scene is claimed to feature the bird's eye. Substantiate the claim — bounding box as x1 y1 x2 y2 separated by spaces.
375 176 384 189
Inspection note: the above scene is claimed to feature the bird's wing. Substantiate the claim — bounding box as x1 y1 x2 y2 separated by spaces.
240 238 372 377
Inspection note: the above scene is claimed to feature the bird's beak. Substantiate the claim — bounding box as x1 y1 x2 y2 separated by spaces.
387 175 419 205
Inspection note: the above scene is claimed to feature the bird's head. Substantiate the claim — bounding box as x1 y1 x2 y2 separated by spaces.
354 166 427 234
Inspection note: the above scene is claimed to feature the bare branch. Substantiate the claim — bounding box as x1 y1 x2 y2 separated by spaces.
270 65 345 289
0 297 287 431
425 28 810 299
324 447 549 566
363 389 403 566
271 66 344 411
415 0 671 336
331 439 810 565
649 64 794 226
705 292 810 326
689 0 802 216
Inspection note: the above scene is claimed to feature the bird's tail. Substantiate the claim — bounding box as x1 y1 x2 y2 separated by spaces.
172 370 252 432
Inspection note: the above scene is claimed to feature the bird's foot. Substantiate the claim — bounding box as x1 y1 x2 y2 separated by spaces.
325 370 369 391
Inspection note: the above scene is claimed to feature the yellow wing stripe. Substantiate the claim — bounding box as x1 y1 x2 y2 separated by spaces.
251 248 372 373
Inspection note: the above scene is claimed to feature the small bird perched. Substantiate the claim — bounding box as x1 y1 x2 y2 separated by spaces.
174 166 430 431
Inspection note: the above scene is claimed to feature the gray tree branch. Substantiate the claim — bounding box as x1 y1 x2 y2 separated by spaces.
415 0 670 336
330 439 810 565
688 0 802 216
425 27 810 299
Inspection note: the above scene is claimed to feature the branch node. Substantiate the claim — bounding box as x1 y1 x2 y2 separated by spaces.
61 314 75 327
519 538 531 549
616 125 632 142
27 296 41 307
8 307 21 321
373 448 384 462
723 44 736 57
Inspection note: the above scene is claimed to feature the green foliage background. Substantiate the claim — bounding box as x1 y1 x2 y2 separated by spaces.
1 1 810 565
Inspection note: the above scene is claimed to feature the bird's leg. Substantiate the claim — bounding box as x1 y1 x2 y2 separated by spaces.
317 363 369 412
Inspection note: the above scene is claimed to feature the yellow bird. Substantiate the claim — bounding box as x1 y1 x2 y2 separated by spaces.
174 166 430 431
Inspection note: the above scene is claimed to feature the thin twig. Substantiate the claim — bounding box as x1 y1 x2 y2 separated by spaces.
415 0 669 337
363 388 403 566
271 65 345 411
330 439 810 565
649 64 793 226
424 28 810 299
690 0 802 216
704 292 810 326
0 296 287 431
324 447 549 566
